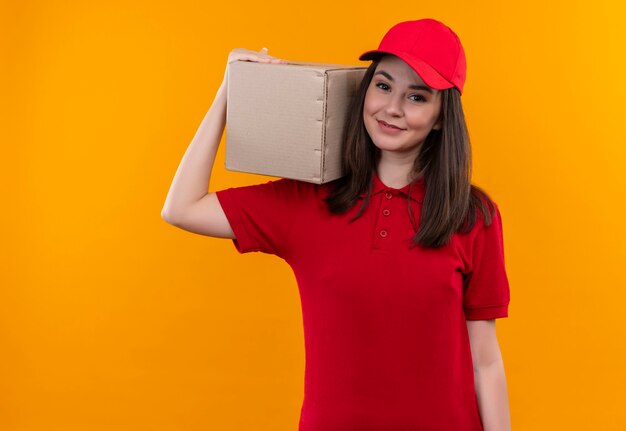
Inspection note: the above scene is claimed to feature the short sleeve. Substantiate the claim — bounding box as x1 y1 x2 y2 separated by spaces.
215 178 305 259
463 202 511 320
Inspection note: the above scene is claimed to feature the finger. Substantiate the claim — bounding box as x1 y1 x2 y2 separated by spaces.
244 55 269 62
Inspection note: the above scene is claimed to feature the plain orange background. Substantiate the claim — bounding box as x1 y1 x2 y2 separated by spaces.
2 0 626 430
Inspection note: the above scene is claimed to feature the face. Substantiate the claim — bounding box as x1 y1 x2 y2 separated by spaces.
363 55 443 157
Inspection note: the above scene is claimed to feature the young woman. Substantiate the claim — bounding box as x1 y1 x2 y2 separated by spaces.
162 18 512 431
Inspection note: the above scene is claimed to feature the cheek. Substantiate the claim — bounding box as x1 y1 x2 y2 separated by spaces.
364 86 384 110
406 110 436 129
363 92 374 113
363 94 376 121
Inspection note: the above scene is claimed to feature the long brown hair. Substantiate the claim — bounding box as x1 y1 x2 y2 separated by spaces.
323 56 497 249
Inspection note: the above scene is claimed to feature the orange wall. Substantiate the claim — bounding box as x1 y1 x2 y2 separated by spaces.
2 0 625 430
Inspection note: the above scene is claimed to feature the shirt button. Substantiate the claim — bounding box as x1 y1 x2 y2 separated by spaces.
382 209 390 216
385 192 393 199
379 229 388 237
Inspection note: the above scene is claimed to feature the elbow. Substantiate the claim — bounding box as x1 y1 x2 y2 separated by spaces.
473 357 504 373
161 207 178 225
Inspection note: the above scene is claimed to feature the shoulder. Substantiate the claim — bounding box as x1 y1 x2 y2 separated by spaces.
259 177 334 210
248 177 317 196
215 177 320 214
250 176 346 212
278 177 331 198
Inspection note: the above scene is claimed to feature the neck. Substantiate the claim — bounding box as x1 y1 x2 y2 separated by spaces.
375 150 421 188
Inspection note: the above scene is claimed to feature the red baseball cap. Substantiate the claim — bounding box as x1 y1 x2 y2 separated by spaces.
358 18 467 95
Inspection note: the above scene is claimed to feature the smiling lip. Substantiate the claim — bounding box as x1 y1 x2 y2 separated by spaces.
377 120 404 132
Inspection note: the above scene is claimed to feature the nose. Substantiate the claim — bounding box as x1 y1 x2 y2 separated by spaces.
383 94 403 117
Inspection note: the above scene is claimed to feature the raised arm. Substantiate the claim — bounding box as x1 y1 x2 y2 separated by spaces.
160 48 287 238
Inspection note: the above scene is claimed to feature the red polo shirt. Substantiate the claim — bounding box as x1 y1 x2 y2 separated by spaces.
215 170 510 431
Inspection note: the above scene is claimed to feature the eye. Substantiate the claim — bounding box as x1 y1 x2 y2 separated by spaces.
375 82 427 103
375 82 390 91
410 94 427 102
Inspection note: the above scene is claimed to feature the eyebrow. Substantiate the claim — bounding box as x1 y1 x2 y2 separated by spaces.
374 70 434 94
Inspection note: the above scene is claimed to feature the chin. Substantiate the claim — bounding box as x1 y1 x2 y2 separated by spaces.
375 136 424 153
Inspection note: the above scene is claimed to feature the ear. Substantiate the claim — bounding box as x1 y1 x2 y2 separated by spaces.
432 119 442 130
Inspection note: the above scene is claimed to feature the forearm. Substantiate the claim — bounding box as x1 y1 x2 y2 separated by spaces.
161 80 227 220
474 359 511 431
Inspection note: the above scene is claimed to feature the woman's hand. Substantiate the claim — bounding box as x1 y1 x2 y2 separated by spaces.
221 47 288 89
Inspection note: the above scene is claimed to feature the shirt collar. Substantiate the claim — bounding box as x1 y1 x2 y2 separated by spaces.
359 170 425 203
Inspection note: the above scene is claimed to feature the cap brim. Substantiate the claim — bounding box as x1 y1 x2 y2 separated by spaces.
359 49 455 91
358 50 388 61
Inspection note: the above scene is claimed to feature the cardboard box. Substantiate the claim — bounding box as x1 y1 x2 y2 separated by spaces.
225 60 367 184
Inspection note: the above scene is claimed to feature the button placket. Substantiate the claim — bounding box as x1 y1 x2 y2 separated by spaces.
373 188 399 250
380 190 394 239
